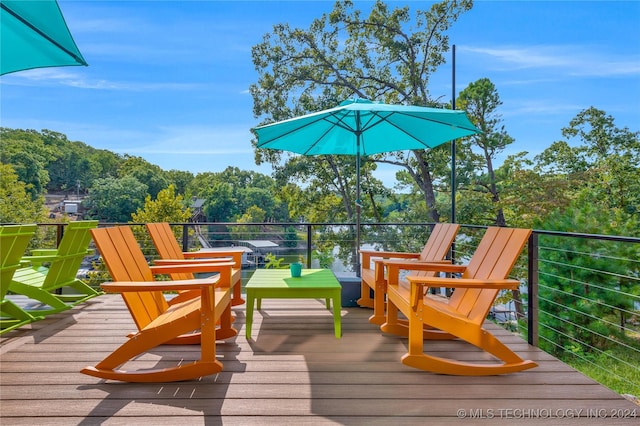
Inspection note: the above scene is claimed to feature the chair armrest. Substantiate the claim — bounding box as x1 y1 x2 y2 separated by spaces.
101 278 219 293
384 261 465 286
21 254 58 264
183 249 244 267
371 257 449 278
183 252 229 259
407 275 521 290
405 276 520 309
153 258 232 265
183 248 246 258
23 248 95 266
149 262 234 275
360 250 420 268
383 259 457 269
359 250 421 258
29 249 58 256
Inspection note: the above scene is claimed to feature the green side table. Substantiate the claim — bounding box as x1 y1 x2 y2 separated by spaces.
245 268 342 339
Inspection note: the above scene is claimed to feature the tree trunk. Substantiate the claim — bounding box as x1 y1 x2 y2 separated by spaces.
414 150 440 223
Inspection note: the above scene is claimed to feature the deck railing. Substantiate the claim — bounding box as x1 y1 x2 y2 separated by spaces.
17 221 640 394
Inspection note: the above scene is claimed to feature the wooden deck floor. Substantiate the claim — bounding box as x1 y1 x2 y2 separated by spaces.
1 294 638 425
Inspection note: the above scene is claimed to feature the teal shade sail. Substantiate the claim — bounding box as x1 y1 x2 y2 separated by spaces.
1 0 87 76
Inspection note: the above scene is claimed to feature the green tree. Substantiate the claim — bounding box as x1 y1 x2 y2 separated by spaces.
250 0 474 224
273 154 385 224
84 176 148 222
536 203 640 358
131 184 191 224
456 78 515 226
131 184 193 251
273 157 380 270
165 169 194 195
283 225 298 248
535 107 640 217
86 148 122 183
0 128 52 200
189 167 289 222
118 155 169 198
0 164 47 223
496 153 571 229
42 130 122 196
46 144 94 196
203 182 239 222
1 128 125 200
230 205 266 240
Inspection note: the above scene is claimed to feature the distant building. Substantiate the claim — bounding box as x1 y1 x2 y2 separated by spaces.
57 200 84 217
190 197 206 222
237 240 279 268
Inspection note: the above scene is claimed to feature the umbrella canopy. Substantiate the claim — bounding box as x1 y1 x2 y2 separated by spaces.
253 98 480 271
1 0 88 76
254 99 479 156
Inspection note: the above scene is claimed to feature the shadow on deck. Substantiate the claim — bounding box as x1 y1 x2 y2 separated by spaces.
1 294 638 425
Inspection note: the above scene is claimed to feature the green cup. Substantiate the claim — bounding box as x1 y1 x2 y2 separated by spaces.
290 262 302 277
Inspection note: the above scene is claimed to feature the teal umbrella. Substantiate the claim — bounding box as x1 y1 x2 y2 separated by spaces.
1 0 87 76
253 98 480 270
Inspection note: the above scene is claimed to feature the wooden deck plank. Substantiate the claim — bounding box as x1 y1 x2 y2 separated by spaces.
1 294 638 424
0 419 636 426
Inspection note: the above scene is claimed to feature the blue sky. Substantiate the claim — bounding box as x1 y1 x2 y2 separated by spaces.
1 0 639 188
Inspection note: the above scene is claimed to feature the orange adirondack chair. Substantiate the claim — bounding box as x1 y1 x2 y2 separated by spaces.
145 222 245 306
381 227 537 376
81 225 237 382
358 223 459 325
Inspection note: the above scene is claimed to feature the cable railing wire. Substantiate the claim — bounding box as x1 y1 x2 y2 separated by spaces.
539 279 640 322
538 328 638 390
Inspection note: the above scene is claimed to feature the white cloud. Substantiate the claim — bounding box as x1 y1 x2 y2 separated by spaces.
501 99 585 117
85 124 255 156
1 68 206 91
459 45 640 77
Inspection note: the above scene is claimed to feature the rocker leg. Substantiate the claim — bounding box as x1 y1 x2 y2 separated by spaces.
369 281 387 325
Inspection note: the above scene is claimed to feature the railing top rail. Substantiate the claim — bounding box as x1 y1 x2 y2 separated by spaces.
11 221 639 244
531 229 640 244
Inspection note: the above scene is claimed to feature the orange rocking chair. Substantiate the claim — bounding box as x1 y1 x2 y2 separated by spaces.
81 225 238 382
145 222 245 306
358 223 459 325
382 227 538 376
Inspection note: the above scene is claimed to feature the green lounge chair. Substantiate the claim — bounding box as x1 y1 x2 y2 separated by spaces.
9 220 100 315
1 224 43 334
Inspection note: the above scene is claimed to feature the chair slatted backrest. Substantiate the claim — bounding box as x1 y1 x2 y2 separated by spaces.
91 226 168 330
146 222 194 281
146 222 183 258
418 223 459 260
410 223 460 278
1 224 37 298
449 227 531 324
40 220 98 289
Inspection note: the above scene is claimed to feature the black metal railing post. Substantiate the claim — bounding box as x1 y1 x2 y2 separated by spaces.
527 232 539 346
182 224 189 252
306 225 312 268
56 222 64 246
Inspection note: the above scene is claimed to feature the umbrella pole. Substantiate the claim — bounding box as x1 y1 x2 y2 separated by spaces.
354 112 363 277
356 150 361 277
